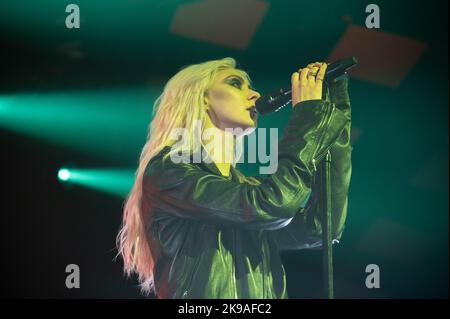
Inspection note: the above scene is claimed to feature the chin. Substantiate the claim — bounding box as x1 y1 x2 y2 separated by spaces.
222 116 257 135
235 121 257 136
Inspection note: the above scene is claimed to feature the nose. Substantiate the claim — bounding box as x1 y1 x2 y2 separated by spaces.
248 89 261 103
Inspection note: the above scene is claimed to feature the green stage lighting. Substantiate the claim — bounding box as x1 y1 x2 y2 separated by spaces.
58 168 71 181
0 88 159 163
57 167 134 197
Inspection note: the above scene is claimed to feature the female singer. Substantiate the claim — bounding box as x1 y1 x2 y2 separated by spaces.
117 57 352 298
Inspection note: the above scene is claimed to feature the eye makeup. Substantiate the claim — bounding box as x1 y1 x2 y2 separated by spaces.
224 75 249 90
224 76 242 88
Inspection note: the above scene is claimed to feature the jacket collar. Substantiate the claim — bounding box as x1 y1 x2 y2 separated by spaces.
161 145 239 182
197 146 238 182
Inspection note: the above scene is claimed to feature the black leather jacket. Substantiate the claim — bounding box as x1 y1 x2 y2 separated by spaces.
142 79 352 299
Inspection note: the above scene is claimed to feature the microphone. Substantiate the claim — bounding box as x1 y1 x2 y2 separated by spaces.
255 56 358 115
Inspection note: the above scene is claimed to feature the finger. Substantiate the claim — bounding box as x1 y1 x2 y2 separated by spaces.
308 72 316 85
307 62 320 69
300 67 309 84
308 66 319 75
291 72 300 104
307 67 319 85
291 71 299 90
316 63 327 81
292 71 299 82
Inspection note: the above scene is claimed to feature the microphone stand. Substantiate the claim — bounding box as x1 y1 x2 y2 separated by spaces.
321 149 334 299
318 81 335 299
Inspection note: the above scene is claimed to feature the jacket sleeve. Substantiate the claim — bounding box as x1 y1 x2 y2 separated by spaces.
142 98 350 230
269 77 352 250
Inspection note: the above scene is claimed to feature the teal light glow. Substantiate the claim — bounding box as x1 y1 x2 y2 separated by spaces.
57 167 135 197
58 168 71 181
0 88 159 162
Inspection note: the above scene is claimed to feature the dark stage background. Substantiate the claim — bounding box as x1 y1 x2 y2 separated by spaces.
0 0 448 298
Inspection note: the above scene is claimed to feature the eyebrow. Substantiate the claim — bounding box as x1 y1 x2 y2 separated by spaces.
223 74 246 82
223 74 254 89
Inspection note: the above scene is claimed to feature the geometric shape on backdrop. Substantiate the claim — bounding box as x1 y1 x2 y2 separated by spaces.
328 25 428 87
170 0 269 49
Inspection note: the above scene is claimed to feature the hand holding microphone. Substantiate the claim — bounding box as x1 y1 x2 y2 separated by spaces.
255 56 357 115
291 62 328 106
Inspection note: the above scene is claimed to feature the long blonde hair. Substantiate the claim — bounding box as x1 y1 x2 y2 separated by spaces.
116 57 251 294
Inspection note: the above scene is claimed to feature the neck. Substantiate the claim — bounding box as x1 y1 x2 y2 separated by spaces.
202 115 235 177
